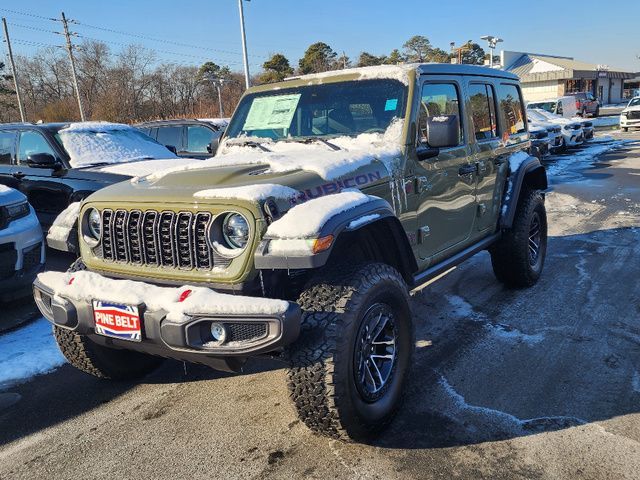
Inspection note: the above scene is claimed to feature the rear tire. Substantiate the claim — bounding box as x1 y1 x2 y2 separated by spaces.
53 258 163 380
286 263 414 440
490 188 547 288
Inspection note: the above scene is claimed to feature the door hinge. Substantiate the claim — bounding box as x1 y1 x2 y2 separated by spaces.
418 226 431 243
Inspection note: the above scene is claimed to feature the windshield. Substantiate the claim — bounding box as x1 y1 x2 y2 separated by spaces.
527 102 556 114
225 79 407 142
527 110 548 123
56 124 176 168
629 98 640 107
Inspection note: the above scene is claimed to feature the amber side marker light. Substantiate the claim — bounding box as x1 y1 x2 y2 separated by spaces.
312 235 334 254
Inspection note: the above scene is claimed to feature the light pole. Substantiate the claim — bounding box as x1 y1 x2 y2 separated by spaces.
480 35 503 68
238 0 251 89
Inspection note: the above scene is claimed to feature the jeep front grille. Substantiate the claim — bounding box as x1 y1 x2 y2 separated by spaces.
98 209 230 270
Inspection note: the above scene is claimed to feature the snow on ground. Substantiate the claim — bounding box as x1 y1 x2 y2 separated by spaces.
0 318 66 388
59 122 177 168
545 136 629 177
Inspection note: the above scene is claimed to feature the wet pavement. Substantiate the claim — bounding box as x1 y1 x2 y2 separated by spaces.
1 131 639 480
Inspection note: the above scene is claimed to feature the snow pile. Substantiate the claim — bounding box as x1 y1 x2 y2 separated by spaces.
294 64 415 86
266 190 374 239
545 138 629 177
37 270 289 322
194 184 298 202
97 158 199 177
198 118 230 128
0 318 66 387
59 122 175 168
136 120 404 184
0 184 13 195
591 116 620 128
47 202 80 244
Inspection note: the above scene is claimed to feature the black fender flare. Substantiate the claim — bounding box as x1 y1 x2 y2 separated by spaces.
500 156 548 229
254 197 408 271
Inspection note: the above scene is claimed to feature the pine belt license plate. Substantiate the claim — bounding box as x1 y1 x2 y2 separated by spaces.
92 300 142 342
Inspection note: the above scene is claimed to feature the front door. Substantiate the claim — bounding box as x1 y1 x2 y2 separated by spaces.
415 78 477 264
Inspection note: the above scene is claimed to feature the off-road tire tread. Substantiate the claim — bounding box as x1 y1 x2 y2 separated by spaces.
286 262 412 441
491 188 547 288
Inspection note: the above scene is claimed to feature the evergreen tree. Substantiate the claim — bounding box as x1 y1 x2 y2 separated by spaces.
459 41 486 65
298 42 337 74
384 49 404 65
426 47 451 64
259 53 294 83
357 52 383 67
402 35 431 62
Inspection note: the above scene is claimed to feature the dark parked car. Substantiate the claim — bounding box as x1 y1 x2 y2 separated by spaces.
566 92 600 117
0 122 195 231
136 118 228 159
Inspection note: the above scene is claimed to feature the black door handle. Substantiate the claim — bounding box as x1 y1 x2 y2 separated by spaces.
458 164 476 176
12 171 25 180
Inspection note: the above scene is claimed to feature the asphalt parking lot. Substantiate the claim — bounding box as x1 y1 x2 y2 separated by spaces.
1 130 639 480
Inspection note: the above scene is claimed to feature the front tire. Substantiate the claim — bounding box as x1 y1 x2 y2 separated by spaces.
490 188 548 288
287 263 414 440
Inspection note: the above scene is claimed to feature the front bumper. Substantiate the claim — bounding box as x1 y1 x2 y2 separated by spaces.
33 270 301 372
621 118 640 128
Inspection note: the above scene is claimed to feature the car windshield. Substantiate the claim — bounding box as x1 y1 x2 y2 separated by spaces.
527 102 556 114
55 123 176 168
527 110 548 122
224 79 408 142
629 98 640 107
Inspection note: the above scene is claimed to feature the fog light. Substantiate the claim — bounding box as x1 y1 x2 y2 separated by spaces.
210 322 227 344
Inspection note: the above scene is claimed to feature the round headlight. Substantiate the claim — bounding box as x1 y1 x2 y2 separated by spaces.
222 213 249 249
87 208 101 240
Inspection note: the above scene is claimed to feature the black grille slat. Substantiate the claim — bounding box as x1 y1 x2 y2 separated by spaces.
99 208 220 271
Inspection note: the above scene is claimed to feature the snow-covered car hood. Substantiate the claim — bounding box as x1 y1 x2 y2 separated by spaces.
622 105 640 114
0 185 27 207
84 158 201 177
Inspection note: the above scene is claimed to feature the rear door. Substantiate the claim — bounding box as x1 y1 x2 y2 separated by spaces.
415 77 477 263
186 124 220 159
0 130 19 189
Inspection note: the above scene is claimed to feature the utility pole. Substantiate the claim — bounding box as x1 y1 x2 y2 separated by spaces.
237 0 251 89
60 11 85 121
1 18 25 122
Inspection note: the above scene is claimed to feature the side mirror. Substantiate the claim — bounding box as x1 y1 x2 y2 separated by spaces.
27 153 59 169
207 138 220 156
421 115 460 149
165 145 177 155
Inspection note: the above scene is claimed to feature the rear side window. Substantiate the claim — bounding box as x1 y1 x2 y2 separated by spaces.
468 83 498 141
497 84 526 137
186 125 215 153
419 83 463 145
156 126 183 151
0 131 16 164
17 131 56 164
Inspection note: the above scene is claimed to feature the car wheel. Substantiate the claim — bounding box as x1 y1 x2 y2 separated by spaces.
286 262 414 440
490 188 547 288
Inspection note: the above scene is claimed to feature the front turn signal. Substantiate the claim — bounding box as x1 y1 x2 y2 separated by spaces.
312 235 334 254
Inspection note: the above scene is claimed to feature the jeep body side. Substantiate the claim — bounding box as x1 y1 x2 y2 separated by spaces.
34 64 548 440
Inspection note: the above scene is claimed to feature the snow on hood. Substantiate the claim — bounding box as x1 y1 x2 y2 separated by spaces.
59 122 177 168
47 202 81 244
623 105 640 112
95 158 200 177
194 184 299 202
136 119 404 185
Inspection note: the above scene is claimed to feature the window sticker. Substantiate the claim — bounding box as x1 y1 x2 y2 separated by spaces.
384 98 398 111
242 94 302 131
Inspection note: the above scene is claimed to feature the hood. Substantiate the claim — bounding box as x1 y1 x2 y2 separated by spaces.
64 157 200 182
0 185 26 206
623 105 640 113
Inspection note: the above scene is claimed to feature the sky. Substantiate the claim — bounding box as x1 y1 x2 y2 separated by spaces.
2 0 639 73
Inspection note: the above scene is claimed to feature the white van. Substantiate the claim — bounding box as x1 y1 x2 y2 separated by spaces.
527 96 579 119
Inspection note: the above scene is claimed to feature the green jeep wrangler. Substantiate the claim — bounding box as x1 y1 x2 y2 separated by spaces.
34 64 548 440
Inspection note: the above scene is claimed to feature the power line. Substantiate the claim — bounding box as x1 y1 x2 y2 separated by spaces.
0 7 56 22
6 22 58 34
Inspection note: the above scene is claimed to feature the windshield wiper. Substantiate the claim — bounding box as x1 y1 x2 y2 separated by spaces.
225 139 272 152
280 137 342 151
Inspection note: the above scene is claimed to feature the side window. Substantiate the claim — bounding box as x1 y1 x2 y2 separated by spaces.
468 83 498 141
419 83 463 145
156 126 183 150
186 126 215 153
0 131 16 165
17 131 56 164
497 84 526 137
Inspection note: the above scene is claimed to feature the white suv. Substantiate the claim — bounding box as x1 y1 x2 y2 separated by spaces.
0 186 45 300
621 97 640 132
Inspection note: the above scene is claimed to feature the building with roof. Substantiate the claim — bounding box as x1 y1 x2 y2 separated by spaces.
502 51 636 104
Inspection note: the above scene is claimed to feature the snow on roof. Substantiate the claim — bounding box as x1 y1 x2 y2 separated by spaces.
59 122 176 168
198 118 230 127
291 64 417 86
265 190 374 239
38 270 289 322
136 119 404 185
194 184 298 202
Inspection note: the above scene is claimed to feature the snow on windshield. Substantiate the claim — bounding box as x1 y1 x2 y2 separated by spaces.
58 122 176 168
